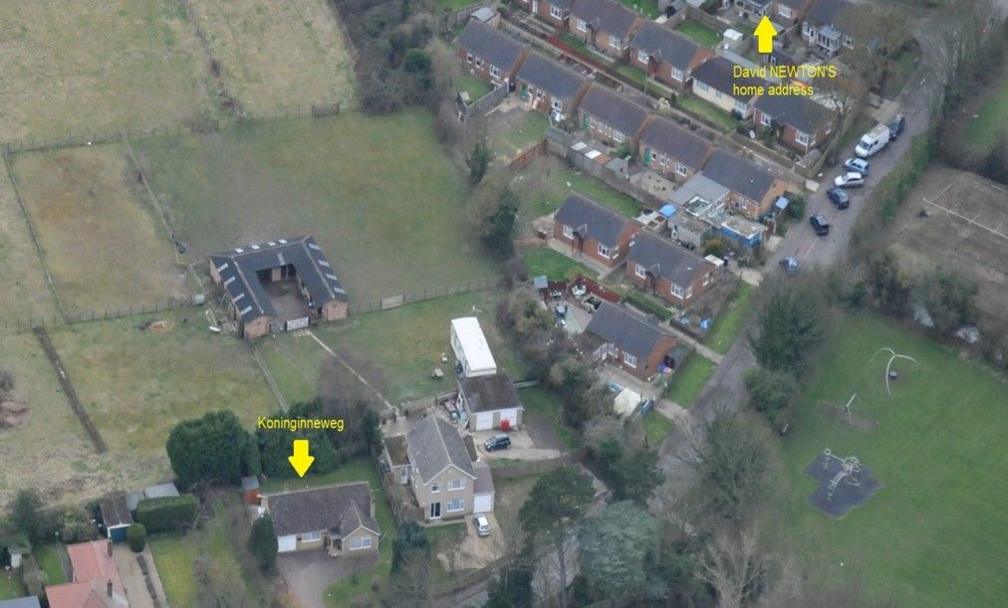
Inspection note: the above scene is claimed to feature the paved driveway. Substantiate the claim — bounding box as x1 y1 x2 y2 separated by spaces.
277 550 377 608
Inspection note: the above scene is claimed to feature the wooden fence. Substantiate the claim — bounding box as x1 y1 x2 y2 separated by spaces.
464 82 509 117
347 275 505 315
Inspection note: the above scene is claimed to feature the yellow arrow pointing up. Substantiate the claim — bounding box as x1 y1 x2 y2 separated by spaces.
288 439 315 478
754 16 778 55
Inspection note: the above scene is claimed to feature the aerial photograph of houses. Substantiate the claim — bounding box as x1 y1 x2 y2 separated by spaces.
1 0 1007 607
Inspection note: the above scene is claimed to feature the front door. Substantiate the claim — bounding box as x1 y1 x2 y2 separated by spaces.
430 502 441 519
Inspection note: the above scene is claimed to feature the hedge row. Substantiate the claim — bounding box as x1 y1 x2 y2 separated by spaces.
622 290 675 322
135 495 198 533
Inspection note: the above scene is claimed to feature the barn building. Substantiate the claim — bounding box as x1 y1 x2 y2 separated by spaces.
209 236 348 340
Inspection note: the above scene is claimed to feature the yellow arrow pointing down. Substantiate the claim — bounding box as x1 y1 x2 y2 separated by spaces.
289 439 315 478
754 16 778 55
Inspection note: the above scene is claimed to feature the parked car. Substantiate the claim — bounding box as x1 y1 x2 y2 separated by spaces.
843 158 870 175
827 187 850 209
810 215 830 236
484 434 511 451
888 115 906 140
780 256 800 275
475 515 491 537
834 172 865 188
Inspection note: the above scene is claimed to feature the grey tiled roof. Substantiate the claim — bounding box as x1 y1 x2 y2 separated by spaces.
692 56 767 100
579 85 651 139
585 301 674 360
459 373 522 413
267 482 379 538
473 462 494 495
516 52 587 101
630 22 703 70
639 116 712 171
406 417 476 482
628 232 714 287
702 150 777 202
806 0 852 26
554 193 629 248
571 0 641 39
457 20 526 72
754 94 832 134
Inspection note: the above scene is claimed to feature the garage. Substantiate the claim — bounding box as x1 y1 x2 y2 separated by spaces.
277 534 298 553
458 373 524 432
473 463 495 514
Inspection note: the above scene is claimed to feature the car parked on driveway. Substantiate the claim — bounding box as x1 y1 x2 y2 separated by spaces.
484 434 511 452
810 215 830 236
834 172 865 188
827 187 850 209
843 158 869 175
475 515 491 537
888 115 906 140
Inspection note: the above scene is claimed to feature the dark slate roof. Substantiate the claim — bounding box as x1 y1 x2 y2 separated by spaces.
692 56 767 100
628 233 713 287
579 85 651 139
406 416 476 481
516 52 587 101
585 301 675 360
0 598 42 608
457 20 526 71
459 373 522 413
630 22 703 70
639 117 712 170
572 0 641 38
754 94 832 134
210 235 346 323
473 462 494 495
99 494 133 529
267 483 379 538
554 193 629 248
702 150 777 202
384 435 410 466
777 0 811 10
806 0 852 26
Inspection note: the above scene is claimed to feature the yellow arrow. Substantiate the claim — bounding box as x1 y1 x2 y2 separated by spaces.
754 16 778 54
288 439 315 478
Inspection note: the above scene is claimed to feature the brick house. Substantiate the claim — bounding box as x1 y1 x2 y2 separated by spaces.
513 0 573 28
554 193 640 267
638 116 713 182
456 20 529 86
691 56 767 119
627 233 718 308
569 0 643 60
701 150 792 219
578 85 652 150
515 52 590 120
752 93 834 153
583 301 682 381
629 22 713 89
802 0 854 56
771 0 815 25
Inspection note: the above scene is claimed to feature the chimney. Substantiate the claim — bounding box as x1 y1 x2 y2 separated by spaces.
107 579 113 597
107 540 113 557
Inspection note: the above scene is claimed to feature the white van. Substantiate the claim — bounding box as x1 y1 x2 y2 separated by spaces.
855 123 892 158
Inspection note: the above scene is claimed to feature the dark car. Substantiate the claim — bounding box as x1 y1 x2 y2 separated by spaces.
827 187 850 209
484 434 511 452
888 115 906 140
810 215 830 236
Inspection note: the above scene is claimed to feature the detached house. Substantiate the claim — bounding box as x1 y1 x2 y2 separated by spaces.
569 0 643 60
753 93 834 153
771 0 815 25
802 0 854 56
406 417 478 521
691 56 767 119
578 85 652 149
514 0 573 28
639 116 713 182
629 23 713 90
516 52 590 120
456 20 529 86
627 233 718 307
702 150 791 219
554 193 640 267
265 483 380 556
583 302 681 381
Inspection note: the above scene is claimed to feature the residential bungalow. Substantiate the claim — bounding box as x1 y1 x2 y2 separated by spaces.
578 85 652 149
458 372 524 431
456 20 529 87
691 56 767 119
627 233 718 307
406 416 478 522
265 483 380 556
701 150 791 219
802 0 854 56
515 52 590 121
46 541 128 608
771 0 815 25
639 116 713 182
554 193 640 267
629 22 713 90
569 0 643 60
753 93 834 153
514 0 573 28
583 302 681 381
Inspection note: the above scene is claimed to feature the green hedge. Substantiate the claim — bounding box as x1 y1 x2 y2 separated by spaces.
135 495 198 534
127 523 147 553
622 291 674 322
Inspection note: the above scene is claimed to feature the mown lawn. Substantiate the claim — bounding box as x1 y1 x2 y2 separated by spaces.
522 247 595 281
456 72 492 101
489 110 549 163
677 94 739 132
773 314 1008 608
35 543 67 585
531 165 642 218
676 20 721 48
642 410 676 447
664 352 716 407
0 571 25 600
705 282 754 354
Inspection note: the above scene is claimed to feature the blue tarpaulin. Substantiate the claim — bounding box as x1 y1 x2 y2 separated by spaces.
774 196 790 211
659 204 677 218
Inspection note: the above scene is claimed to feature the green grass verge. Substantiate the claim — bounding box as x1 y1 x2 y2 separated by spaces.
677 94 739 132
615 63 648 89
35 544 67 585
522 247 595 281
705 282 754 354
774 314 1008 608
642 410 676 447
0 571 25 600
560 34 595 59
676 20 721 48
519 385 582 450
664 352 716 407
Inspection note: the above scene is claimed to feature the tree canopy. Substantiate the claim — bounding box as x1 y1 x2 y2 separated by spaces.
696 414 772 523
166 410 258 489
749 283 826 376
579 501 659 601
248 515 278 572
256 400 340 478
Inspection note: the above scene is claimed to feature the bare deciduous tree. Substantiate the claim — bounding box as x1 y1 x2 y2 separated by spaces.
697 524 767 608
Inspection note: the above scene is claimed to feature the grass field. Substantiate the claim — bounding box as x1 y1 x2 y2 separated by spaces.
0 172 58 323
773 314 1008 608
705 282 754 354
0 1 214 142
676 20 721 48
0 571 24 600
12 145 188 313
522 247 595 281
678 95 739 132
186 0 355 114
664 352 716 407
35 544 67 585
137 110 499 304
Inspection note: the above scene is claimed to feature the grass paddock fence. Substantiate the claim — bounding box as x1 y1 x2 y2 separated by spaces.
347 275 506 314
0 297 199 331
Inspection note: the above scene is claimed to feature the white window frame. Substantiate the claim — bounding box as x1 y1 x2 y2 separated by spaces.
796 130 810 145
551 98 563 112
550 4 564 19
670 283 685 299
431 482 440 493
448 479 465 491
612 130 625 143
634 263 646 279
610 36 622 50
637 50 649 63
703 272 712 286
670 67 684 81
446 498 465 513
802 22 814 37
623 352 638 368
695 81 709 93
597 243 612 259
350 535 373 550
577 18 588 32
761 113 772 127
489 64 501 79
562 224 574 239
675 162 688 177
301 530 321 542
779 5 792 19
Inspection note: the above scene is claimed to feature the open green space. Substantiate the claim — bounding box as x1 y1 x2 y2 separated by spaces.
520 385 581 450
705 282 754 354
774 314 1008 608
0 571 25 600
664 352 716 407
489 110 549 164
677 94 739 132
136 110 500 304
522 247 595 281
642 409 676 447
35 543 67 585
523 163 641 219
0 176 59 323
675 20 721 48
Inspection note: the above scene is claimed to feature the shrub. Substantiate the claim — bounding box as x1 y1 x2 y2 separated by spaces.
57 508 98 543
136 495 199 534
785 194 806 219
10 489 44 540
248 515 278 572
127 523 147 553
622 290 674 322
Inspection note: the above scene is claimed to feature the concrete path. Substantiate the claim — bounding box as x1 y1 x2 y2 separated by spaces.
114 546 167 608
